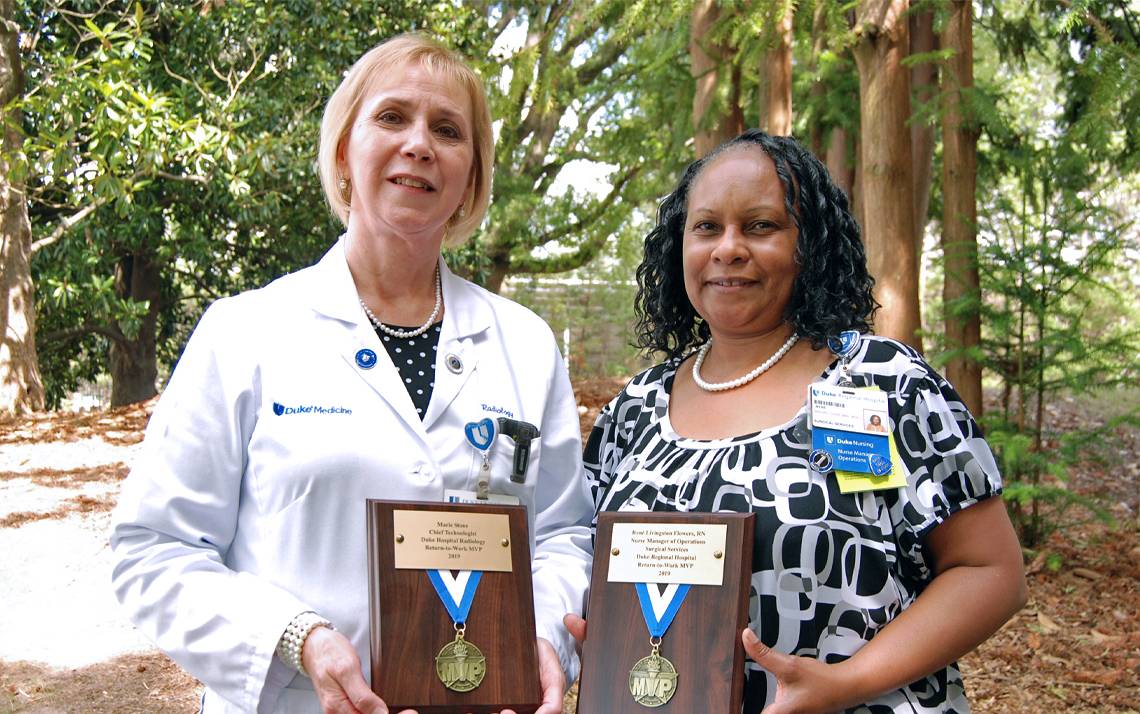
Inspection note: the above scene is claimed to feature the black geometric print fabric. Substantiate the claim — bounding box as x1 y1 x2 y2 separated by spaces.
583 336 999 712
376 323 442 420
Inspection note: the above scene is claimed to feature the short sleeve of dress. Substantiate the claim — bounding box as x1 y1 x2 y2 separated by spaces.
582 365 674 513
583 392 626 512
860 339 1003 578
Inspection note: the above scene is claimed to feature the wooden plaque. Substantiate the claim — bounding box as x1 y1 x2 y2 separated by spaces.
576 512 755 714
367 499 541 714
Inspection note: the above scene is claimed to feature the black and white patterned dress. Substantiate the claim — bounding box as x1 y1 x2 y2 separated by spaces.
583 336 1000 713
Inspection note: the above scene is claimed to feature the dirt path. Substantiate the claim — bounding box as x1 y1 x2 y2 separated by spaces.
0 403 202 711
2 387 1138 712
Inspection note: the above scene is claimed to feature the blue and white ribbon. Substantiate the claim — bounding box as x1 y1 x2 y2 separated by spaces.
427 570 483 624
634 582 691 638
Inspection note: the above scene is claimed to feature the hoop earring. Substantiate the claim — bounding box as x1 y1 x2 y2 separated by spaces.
338 177 350 203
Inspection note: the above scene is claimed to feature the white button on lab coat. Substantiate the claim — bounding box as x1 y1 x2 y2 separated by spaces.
111 238 594 713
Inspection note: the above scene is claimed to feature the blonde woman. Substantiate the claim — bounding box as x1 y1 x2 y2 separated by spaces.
112 35 591 714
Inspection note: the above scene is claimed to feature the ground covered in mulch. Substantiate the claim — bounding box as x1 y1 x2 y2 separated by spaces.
1 380 1137 712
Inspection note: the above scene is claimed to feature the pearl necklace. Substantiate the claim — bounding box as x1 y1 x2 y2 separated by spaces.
691 333 799 392
359 266 442 338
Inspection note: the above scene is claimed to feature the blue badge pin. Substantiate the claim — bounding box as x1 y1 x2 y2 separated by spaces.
868 453 892 477
827 330 861 359
808 448 834 473
355 348 378 369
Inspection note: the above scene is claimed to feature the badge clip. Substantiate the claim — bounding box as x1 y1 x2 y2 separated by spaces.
829 330 861 387
464 418 497 500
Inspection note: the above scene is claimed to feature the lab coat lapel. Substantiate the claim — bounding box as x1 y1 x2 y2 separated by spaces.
422 261 491 430
305 238 427 436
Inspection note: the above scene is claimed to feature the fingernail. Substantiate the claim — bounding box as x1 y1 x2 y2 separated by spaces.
743 628 758 645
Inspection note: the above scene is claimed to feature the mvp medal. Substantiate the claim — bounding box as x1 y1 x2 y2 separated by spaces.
628 652 678 707
435 635 487 692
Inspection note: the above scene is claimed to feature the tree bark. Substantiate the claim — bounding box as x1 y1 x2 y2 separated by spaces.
759 1 794 136
691 0 744 157
0 0 45 415
826 126 855 198
940 0 983 414
108 252 161 406
854 0 921 347
910 7 937 278
851 131 865 230
808 1 829 155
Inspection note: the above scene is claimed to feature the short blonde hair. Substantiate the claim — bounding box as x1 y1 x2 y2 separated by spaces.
318 34 494 247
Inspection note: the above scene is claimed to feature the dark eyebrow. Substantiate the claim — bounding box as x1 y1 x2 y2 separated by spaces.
688 203 783 218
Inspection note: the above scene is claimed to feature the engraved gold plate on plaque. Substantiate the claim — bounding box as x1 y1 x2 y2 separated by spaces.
608 522 728 586
392 510 513 572
628 653 678 707
435 637 487 692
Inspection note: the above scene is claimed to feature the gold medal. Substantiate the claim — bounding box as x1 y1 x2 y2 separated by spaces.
628 648 678 707
435 627 486 693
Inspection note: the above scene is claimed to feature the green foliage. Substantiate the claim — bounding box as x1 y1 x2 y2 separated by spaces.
451 2 694 290
19 1 697 404
978 0 1140 170
986 421 1116 547
975 143 1138 545
979 127 1136 546
20 0 447 405
914 1 1140 548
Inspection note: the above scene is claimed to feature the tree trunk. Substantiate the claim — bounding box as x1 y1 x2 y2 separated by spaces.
691 0 743 157
760 2 794 136
486 258 509 295
910 7 937 280
851 132 865 230
0 0 45 415
808 2 829 155
826 126 855 198
940 0 983 414
109 252 161 406
854 0 920 347
909 9 937 247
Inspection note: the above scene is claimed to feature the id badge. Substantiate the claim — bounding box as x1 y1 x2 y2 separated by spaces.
444 489 521 506
833 429 907 493
809 384 892 475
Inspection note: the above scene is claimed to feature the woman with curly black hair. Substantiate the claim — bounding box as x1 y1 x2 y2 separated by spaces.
574 130 1025 712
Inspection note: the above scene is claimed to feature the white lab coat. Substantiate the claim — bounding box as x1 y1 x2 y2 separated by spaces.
110 238 594 713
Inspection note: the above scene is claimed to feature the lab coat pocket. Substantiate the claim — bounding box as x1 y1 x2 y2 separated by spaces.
472 435 541 505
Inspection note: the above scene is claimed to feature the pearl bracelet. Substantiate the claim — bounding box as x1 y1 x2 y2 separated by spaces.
276 611 332 677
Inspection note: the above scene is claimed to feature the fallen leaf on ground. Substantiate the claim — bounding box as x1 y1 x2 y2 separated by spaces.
1071 669 1125 686
1088 629 1118 644
1037 612 1063 633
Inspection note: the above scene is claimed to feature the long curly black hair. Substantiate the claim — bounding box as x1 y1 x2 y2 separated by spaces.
634 129 878 359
